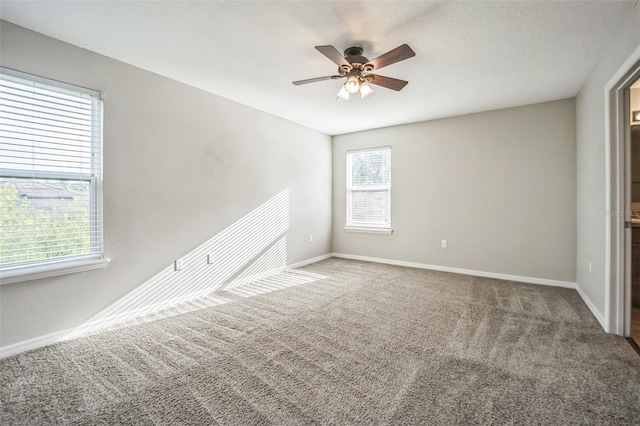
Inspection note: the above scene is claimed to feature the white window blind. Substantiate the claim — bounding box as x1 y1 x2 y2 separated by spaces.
346 146 391 230
0 68 103 273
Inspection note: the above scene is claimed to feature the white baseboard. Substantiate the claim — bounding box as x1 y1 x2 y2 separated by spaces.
331 253 576 289
1 253 335 359
0 327 75 359
0 289 236 359
575 283 606 330
0 251 582 359
288 253 333 269
331 253 605 331
223 266 287 289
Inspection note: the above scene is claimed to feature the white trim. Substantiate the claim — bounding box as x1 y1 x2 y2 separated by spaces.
575 283 606 330
346 147 392 230
0 68 105 283
288 253 333 269
0 252 580 359
0 290 231 359
0 254 332 358
222 266 287 290
0 66 101 98
0 327 75 359
346 145 391 154
0 258 110 285
344 227 393 234
331 253 576 289
0 283 231 359
604 43 640 335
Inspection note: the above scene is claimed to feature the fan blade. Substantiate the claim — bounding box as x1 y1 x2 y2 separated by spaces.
292 75 343 86
315 45 351 68
367 74 408 91
364 44 415 71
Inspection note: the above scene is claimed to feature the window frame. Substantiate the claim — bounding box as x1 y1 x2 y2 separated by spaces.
345 146 393 234
0 67 108 285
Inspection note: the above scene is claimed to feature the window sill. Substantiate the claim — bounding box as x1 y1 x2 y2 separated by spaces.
344 226 393 235
0 257 110 285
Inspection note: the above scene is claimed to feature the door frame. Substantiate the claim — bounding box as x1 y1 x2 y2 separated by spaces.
605 46 640 336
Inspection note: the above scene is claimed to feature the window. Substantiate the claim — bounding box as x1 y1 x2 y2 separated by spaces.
345 146 392 233
0 68 106 283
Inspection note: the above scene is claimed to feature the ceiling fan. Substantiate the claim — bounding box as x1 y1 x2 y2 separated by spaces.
292 44 416 100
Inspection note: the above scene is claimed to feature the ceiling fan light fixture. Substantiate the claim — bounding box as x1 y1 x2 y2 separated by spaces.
337 85 350 100
360 82 374 99
345 76 361 94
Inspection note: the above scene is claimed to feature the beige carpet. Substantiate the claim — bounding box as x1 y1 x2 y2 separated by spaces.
2 258 639 425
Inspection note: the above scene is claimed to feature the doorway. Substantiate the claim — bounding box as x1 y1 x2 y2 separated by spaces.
606 52 640 340
631 79 640 345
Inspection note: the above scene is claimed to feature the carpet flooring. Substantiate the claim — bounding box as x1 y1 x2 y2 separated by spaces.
2 258 640 425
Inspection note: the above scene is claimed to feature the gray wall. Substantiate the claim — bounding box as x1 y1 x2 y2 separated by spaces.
333 100 577 283
0 22 332 348
576 3 640 320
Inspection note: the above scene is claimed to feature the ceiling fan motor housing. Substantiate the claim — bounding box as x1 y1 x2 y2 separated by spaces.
343 46 369 69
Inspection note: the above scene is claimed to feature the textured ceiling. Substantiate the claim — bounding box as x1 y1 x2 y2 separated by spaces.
0 1 636 135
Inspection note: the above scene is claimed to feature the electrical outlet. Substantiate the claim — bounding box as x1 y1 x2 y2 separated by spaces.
588 261 592 274
441 240 448 249
174 258 184 271
309 235 313 243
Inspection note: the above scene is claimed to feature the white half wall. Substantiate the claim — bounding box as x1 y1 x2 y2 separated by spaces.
0 21 332 348
333 99 577 284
